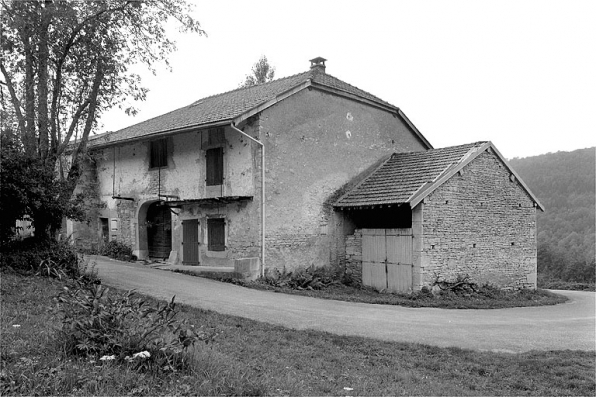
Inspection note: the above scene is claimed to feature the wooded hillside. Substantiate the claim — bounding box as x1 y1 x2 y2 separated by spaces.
509 147 595 284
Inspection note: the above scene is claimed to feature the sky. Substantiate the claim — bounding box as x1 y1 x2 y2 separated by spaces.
99 0 596 159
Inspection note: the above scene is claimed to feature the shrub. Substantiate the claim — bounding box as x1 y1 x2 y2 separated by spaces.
0 239 81 279
100 240 133 261
263 265 340 290
56 280 214 373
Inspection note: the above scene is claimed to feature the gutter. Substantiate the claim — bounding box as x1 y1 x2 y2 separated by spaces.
230 123 266 277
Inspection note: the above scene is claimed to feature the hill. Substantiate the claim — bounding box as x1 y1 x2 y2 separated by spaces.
509 147 595 285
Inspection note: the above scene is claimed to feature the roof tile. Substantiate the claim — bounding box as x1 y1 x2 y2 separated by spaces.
88 68 401 148
334 142 487 207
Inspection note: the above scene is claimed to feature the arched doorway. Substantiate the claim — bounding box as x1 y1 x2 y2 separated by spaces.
146 202 172 259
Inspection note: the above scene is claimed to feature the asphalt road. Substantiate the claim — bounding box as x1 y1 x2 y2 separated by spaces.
91 255 596 353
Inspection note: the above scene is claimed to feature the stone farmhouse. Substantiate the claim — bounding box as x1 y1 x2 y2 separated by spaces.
69 57 543 291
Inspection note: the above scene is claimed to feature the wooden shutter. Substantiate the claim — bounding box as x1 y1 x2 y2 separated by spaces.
208 127 225 146
206 147 223 186
207 218 225 251
150 139 167 168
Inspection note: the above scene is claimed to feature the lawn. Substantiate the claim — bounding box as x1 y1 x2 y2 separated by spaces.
2 270 594 396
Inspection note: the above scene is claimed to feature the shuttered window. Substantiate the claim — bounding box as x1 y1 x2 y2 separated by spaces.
206 147 223 186
150 139 168 168
207 218 225 251
207 127 225 146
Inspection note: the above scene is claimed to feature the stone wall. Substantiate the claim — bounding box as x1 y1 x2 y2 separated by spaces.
420 149 537 289
344 230 363 284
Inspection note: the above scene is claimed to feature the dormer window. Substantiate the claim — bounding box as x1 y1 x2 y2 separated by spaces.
150 139 168 168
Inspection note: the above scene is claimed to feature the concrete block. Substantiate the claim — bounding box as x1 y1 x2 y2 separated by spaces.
234 257 261 281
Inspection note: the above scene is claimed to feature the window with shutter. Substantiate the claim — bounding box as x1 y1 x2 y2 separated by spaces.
150 139 168 168
207 127 225 146
206 147 223 186
207 218 225 251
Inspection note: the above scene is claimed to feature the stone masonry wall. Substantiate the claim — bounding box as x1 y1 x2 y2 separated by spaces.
344 230 363 284
420 149 537 289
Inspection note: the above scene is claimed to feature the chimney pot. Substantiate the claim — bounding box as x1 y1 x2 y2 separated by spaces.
309 57 327 73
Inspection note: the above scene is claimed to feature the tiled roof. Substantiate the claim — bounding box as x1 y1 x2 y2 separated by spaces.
334 142 488 208
88 69 401 148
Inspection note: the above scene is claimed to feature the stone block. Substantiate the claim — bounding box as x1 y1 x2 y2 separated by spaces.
234 257 261 281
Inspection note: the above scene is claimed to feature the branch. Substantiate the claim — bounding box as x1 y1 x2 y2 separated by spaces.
50 1 134 151
55 96 90 157
67 59 104 182
0 60 26 136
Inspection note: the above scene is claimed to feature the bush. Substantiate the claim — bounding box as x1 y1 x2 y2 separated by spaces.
100 240 133 261
0 239 81 279
56 279 214 373
263 265 340 290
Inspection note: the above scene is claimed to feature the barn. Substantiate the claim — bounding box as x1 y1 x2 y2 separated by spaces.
334 141 544 292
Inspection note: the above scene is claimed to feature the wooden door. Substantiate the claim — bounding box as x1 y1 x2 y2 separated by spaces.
182 219 199 265
146 203 172 259
361 228 413 293
386 229 413 293
362 229 387 291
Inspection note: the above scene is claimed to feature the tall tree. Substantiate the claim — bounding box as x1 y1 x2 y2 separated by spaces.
0 0 204 240
240 55 275 87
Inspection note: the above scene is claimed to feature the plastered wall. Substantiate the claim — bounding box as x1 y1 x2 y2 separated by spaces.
72 126 259 264
260 88 428 271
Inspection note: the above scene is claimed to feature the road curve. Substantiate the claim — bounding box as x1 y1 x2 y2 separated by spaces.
91 256 595 353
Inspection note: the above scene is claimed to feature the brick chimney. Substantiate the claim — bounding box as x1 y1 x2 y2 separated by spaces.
309 57 327 74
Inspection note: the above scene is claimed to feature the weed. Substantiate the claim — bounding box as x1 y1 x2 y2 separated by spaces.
55 279 214 373
99 240 133 261
263 265 340 290
0 238 81 279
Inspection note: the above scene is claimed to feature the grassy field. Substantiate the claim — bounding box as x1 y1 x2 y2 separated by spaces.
2 270 594 396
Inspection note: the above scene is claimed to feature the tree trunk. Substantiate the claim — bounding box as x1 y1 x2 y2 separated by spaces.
38 2 52 162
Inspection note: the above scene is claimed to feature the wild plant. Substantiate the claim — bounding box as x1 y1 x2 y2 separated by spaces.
55 279 213 373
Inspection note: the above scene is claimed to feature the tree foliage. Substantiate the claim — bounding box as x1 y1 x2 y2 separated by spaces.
510 148 595 284
0 0 204 240
240 55 275 87
0 131 86 242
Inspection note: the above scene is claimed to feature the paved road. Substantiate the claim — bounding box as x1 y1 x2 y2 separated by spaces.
91 256 596 353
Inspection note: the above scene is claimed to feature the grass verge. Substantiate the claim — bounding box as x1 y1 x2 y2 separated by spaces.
178 270 568 309
2 270 594 396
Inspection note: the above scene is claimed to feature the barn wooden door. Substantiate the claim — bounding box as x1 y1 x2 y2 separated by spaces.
362 228 413 293
182 219 199 265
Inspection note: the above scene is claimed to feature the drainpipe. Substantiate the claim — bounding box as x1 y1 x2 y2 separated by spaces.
230 123 265 277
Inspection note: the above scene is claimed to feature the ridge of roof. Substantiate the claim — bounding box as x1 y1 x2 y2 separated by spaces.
189 70 312 106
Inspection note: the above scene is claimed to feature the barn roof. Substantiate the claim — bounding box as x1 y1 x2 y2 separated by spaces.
334 141 545 211
87 64 431 149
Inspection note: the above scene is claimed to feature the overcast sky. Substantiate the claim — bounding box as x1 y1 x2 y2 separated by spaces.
99 0 595 159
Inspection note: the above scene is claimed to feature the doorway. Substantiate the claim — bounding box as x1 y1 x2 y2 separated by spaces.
182 219 199 265
146 202 172 259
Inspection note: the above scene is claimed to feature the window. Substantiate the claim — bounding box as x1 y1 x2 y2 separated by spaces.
207 218 225 251
150 139 168 168
206 147 223 185
207 127 225 146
